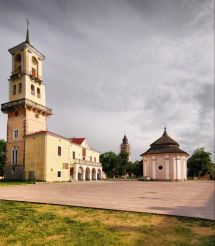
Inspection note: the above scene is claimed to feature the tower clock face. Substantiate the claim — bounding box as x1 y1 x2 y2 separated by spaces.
16 54 21 62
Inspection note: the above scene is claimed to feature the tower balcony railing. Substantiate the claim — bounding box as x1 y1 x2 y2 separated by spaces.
72 158 102 167
1 98 52 115
10 72 43 84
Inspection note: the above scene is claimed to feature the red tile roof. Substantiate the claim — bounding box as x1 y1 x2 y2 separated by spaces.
69 138 86 145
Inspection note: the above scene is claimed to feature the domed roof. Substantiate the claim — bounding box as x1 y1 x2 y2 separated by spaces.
141 128 188 156
150 128 179 146
122 135 128 144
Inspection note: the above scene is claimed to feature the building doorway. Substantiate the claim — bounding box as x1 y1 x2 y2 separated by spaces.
78 167 84 181
70 167 74 180
85 167 91 181
97 169 102 180
92 168 96 180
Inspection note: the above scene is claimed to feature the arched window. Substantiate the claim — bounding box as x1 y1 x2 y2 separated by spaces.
16 54 21 62
18 83 22 94
15 54 22 74
32 56 38 77
12 147 18 165
31 84 35 95
32 56 38 65
37 88 41 98
13 129 19 139
13 84 16 95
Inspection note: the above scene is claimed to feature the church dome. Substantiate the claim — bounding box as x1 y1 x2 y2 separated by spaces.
141 128 188 156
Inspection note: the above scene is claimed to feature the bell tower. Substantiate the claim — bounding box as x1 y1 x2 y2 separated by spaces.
120 134 131 161
1 25 52 179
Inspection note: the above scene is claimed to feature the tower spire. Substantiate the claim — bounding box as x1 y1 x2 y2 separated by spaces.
25 18 30 44
163 126 167 136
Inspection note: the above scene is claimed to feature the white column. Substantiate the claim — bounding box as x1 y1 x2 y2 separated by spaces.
74 165 78 181
184 159 187 179
95 169 98 181
173 158 176 180
152 160 156 179
177 158 181 180
89 168 92 181
181 158 184 180
165 160 170 179
143 159 147 176
82 168 85 181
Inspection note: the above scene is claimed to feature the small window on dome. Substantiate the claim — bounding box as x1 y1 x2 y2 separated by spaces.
158 165 164 171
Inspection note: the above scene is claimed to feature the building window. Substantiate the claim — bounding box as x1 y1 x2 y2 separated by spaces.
158 165 164 171
37 88 41 98
32 68 36 77
31 84 35 95
18 65 21 73
13 129 19 139
32 57 38 77
12 147 18 165
11 166 16 174
57 171 61 177
18 83 22 94
83 157 85 160
90 156 92 162
13 84 16 95
72 151 75 159
94 157 96 162
58 146 61 156
16 54 21 62
32 56 38 65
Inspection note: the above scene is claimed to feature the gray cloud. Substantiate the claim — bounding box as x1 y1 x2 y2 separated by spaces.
0 0 214 160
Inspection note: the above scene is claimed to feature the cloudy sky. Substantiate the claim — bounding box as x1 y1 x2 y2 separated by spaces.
0 0 214 161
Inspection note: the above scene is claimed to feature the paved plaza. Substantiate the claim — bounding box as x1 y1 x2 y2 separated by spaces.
0 181 214 220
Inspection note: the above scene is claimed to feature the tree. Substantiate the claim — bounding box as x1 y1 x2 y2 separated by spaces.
116 152 128 177
100 152 118 178
133 160 143 177
126 161 135 177
187 148 213 177
0 139 6 177
100 151 143 178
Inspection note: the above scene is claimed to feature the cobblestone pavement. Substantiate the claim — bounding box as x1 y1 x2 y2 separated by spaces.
0 181 214 220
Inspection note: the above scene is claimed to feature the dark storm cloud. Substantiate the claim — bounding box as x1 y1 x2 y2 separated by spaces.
0 0 214 160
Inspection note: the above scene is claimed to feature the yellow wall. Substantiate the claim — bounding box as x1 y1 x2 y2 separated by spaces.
70 143 82 161
24 132 101 181
25 134 46 180
45 134 70 182
84 149 100 163
10 46 46 105
25 76 46 105
25 109 47 134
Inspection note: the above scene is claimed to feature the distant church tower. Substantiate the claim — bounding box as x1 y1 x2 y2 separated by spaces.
120 134 131 161
1 25 52 179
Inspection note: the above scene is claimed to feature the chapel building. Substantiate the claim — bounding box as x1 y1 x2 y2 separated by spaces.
141 128 189 181
1 28 102 182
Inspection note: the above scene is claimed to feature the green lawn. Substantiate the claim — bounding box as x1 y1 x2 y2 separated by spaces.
0 201 214 246
0 180 32 186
